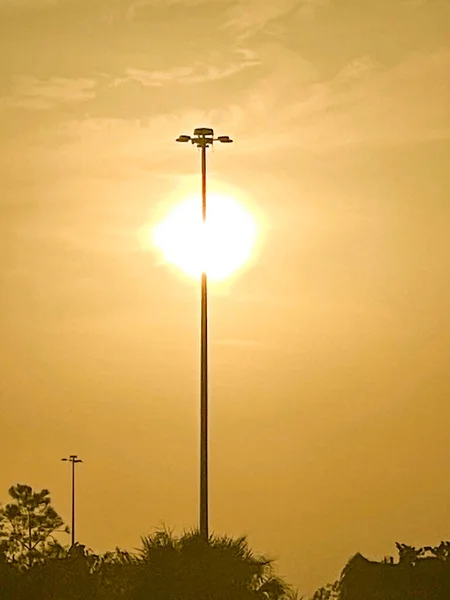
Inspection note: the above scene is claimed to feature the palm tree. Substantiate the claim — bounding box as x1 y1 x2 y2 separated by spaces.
132 527 291 600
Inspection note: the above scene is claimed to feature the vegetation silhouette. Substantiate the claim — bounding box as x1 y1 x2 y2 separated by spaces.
0 484 293 600
3 483 450 599
0 484 68 568
132 527 289 600
310 581 339 600
340 542 450 600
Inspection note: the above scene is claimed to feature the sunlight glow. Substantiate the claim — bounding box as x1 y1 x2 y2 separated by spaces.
152 193 258 281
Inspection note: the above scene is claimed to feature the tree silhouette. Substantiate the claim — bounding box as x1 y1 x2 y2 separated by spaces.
94 546 139 600
0 482 293 599
0 550 19 599
422 542 450 561
17 543 99 600
340 542 450 600
0 484 68 568
131 527 290 600
310 581 340 600
395 542 424 565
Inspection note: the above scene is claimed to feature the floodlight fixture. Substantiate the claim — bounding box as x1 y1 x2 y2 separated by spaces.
176 127 233 148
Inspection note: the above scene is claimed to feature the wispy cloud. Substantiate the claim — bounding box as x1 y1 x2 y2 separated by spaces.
124 0 222 18
292 49 450 148
224 47 450 153
223 0 329 37
113 49 260 87
124 0 329 35
5 75 97 110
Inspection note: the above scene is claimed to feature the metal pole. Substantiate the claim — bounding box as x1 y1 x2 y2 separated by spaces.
200 143 209 542
176 128 232 543
62 455 82 547
71 458 75 547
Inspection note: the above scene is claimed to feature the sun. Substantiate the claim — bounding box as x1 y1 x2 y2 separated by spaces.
151 193 258 281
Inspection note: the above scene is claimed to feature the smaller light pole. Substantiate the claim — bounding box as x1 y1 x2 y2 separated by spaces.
61 455 83 547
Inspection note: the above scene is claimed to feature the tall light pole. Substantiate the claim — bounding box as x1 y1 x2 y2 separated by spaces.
176 128 233 542
61 455 83 547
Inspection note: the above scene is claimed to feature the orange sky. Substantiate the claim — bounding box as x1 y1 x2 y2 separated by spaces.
1 0 450 595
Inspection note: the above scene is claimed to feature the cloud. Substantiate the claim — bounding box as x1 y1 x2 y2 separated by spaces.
223 0 329 37
113 49 260 87
3 45 448 189
1 110 224 183
122 0 226 21
293 49 450 148
5 76 97 110
124 0 329 34
223 47 450 153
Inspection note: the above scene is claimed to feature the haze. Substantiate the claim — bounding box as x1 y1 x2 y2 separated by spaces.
1 0 449 595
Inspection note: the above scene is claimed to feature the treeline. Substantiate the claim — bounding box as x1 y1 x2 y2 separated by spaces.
313 543 450 600
339 542 450 600
2 483 450 599
0 483 293 600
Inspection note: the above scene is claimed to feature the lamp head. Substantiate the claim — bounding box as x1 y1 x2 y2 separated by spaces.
194 127 214 137
176 128 233 148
